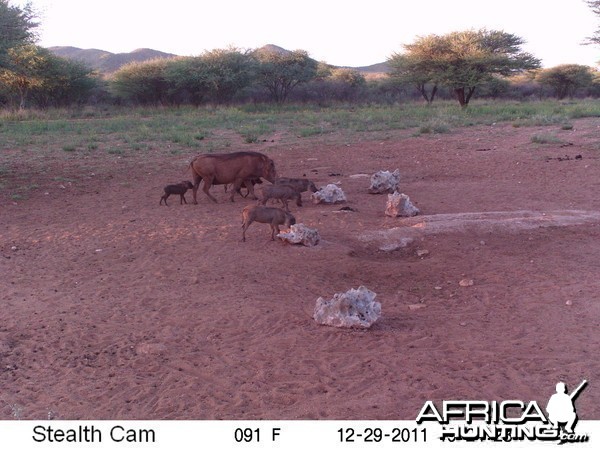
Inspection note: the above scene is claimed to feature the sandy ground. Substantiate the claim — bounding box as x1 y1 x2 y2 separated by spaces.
1 118 599 420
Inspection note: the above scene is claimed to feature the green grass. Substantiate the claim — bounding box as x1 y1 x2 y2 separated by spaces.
2 99 599 199
1 100 599 155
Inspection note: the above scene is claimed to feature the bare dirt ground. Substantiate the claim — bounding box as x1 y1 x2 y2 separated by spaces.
1 118 599 420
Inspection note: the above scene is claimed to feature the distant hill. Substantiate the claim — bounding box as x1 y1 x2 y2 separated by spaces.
48 45 389 77
353 62 390 74
48 46 178 74
255 44 292 56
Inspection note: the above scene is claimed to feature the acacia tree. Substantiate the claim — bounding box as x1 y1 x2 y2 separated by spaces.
200 48 256 103
254 49 318 103
389 29 540 107
388 49 440 104
585 0 600 46
30 53 97 107
536 64 595 99
0 0 38 68
111 59 173 105
165 57 211 105
0 45 96 108
0 44 45 108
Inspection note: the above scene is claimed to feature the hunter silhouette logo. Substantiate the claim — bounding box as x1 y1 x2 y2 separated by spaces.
416 380 589 443
546 380 587 435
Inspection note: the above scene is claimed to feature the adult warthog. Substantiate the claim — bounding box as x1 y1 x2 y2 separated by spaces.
189 151 277 203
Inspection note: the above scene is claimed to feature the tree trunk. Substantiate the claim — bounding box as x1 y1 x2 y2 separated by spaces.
417 83 438 104
18 86 27 110
454 86 476 107
454 87 466 107
465 86 476 105
430 85 438 103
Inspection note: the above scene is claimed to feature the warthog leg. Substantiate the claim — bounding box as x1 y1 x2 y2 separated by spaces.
191 172 202 205
201 177 218 203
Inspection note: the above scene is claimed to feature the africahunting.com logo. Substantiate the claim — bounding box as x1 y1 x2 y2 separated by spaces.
416 380 589 444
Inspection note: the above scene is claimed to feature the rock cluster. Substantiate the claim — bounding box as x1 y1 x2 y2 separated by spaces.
277 223 321 246
385 192 420 217
368 169 401 194
312 184 347 204
313 286 381 329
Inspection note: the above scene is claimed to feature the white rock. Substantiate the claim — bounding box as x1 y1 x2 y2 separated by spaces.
408 303 427 311
368 169 401 194
313 286 381 329
312 184 347 204
385 192 420 217
277 223 321 246
379 237 414 252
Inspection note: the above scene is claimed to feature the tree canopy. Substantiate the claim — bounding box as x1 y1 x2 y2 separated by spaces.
585 0 600 46
253 49 318 103
388 29 541 106
0 0 38 68
111 59 172 105
536 64 595 99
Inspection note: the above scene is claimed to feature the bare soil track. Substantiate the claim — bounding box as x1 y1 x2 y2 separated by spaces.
1 118 599 420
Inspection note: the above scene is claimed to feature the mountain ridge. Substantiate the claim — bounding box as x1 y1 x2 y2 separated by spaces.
48 45 389 76
49 46 178 74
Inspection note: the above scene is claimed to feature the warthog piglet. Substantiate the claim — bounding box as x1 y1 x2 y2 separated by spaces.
275 177 318 194
241 205 296 242
259 184 302 211
160 181 194 206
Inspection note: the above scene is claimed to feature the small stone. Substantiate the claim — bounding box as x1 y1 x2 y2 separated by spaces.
379 237 414 252
434 286 443 290
408 304 426 311
416 249 429 257
459 279 474 287
11 246 18 251
135 342 167 355
459 322 468 326
565 300 573 306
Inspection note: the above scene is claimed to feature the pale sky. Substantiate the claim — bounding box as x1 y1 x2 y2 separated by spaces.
14 0 600 68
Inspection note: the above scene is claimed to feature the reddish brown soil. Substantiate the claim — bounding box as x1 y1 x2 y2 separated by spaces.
1 118 599 420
